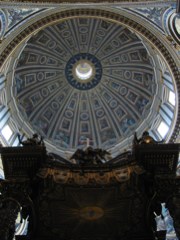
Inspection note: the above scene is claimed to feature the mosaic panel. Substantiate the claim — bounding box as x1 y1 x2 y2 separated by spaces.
0 9 8 39
80 122 90 134
61 118 71 132
44 108 54 122
27 53 39 63
133 7 168 30
7 8 40 29
25 74 36 86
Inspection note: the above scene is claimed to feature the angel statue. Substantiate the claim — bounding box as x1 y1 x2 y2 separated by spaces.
154 203 178 240
18 133 44 146
133 131 164 145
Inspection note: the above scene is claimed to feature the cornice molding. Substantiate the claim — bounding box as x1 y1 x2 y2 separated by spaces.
0 0 176 8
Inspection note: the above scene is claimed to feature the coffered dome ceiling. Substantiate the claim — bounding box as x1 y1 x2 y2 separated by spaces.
6 5 176 156
11 15 175 155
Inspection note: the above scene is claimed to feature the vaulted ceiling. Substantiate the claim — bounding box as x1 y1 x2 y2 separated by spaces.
0 1 179 157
